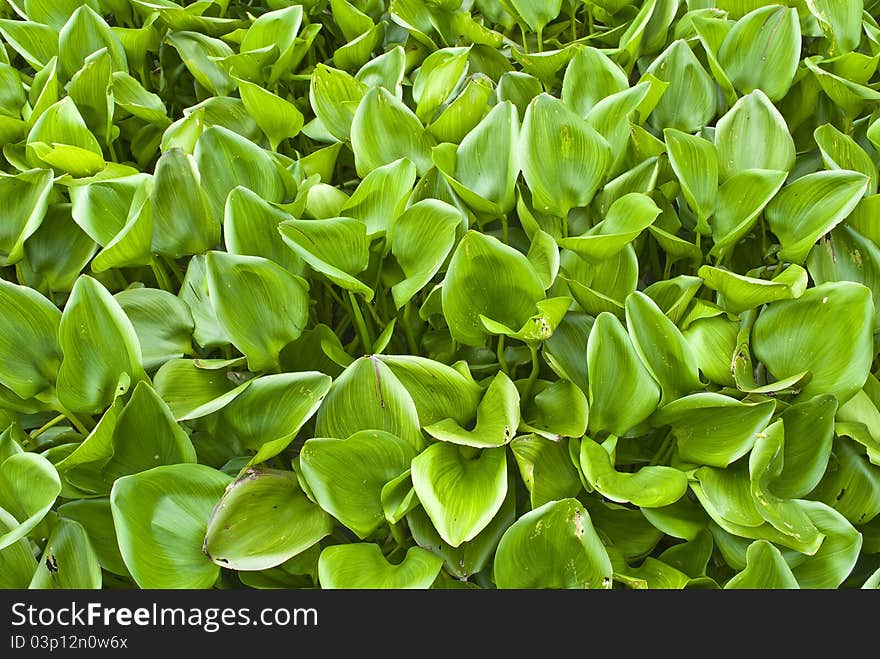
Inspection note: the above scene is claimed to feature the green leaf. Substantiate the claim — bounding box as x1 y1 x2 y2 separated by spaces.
56 498 128 576
709 168 787 259
318 544 443 589
111 463 231 589
0 167 53 266
340 157 417 238
715 90 796 181
205 251 310 372
57 275 146 414
654 393 776 467
224 186 305 276
625 291 702 406
752 282 874 403
26 97 104 177
309 63 366 142
236 78 303 151
442 231 545 347
204 468 331 571
115 288 194 371
58 5 127 81
278 216 372 299
559 193 661 262
0 452 61 551
520 379 589 440
351 86 435 177
316 356 423 450
562 47 629 118
494 498 613 589
724 540 799 589
718 6 800 102
57 380 196 496
165 30 234 96
806 0 863 54
587 312 661 436
151 148 218 257
682 315 739 387
29 518 101 589
580 438 687 508
645 39 716 133
0 20 58 70
194 125 286 222
511 434 582 508
411 442 507 547
664 128 718 231
389 199 461 309
300 430 415 538
153 358 252 422
519 93 610 218
412 47 470 123
425 372 519 448
767 170 869 265
0 277 61 400
698 264 808 313
814 124 878 196
220 372 332 466
773 395 838 499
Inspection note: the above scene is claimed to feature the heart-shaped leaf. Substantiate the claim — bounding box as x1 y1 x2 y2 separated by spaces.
318 543 443 589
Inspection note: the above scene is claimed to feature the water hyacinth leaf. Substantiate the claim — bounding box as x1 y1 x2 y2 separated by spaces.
425 372 519 448
814 124 877 195
520 380 589 440
433 101 519 218
645 40 716 133
205 252 310 372
151 148 218 257
654 393 776 467
562 47 629 118
412 47 470 123
698 264 808 314
57 275 146 414
299 431 415 538
0 521 37 588
58 5 126 81
664 129 718 231
115 288 194 371
752 282 873 403
0 20 58 70
204 468 332 571
805 0 863 54
771 395 838 499
309 63 366 142
390 200 461 309
494 498 613 589
26 97 104 177
55 499 130 577
194 126 286 222
586 82 651 174
0 452 61 550
810 437 880 525
58 380 196 495
683 315 738 387
519 94 611 218
224 186 305 277
625 291 702 406
560 193 661 262
316 357 422 450
164 31 234 96
766 170 869 265
178 255 230 349
511 434 582 508
709 168 787 258
789 500 862 589
715 91 796 181
0 278 61 400
442 231 544 346
587 312 661 436
225 372 330 462
724 540 799 589
111 464 231 589
411 442 507 547
236 78 303 151
19 201 94 294
718 5 800 102
278 216 372 299
376 355 481 428
580 438 687 508
29 518 101 589
351 87 435 177
340 158 417 238
0 167 53 266
480 296 572 345
152 358 252 422
318 544 443 589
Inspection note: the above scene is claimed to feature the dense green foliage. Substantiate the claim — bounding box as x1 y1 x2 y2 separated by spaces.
2 0 880 590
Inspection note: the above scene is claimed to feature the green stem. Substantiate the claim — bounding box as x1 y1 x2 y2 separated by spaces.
520 23 530 53
536 27 544 53
390 522 408 548
30 414 67 440
523 343 541 398
56 405 92 436
163 256 185 284
497 334 509 375
571 4 578 41
348 291 374 353
650 431 676 466
402 302 419 355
